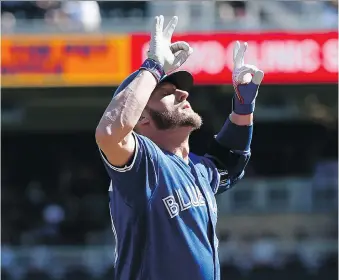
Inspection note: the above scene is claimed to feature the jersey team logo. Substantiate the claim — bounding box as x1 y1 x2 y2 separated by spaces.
163 185 218 218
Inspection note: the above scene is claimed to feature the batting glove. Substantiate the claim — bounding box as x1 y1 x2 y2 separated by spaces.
147 15 193 74
232 41 264 115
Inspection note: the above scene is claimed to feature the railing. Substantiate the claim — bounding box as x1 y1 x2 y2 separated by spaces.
217 177 338 214
2 1 337 34
3 14 337 34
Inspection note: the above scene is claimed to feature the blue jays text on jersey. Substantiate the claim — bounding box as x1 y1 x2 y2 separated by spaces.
99 132 223 280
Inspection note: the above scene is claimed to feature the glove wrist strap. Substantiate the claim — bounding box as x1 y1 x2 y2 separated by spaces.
140 59 165 83
232 97 255 115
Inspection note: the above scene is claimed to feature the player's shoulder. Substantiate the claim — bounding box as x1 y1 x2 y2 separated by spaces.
134 132 152 144
134 132 158 151
133 132 166 160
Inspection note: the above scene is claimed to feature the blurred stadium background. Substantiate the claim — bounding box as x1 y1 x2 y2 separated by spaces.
1 1 338 280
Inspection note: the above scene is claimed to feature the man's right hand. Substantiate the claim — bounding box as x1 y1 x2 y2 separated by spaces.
148 15 193 74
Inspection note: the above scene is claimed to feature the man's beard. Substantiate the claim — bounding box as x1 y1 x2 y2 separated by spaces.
147 106 202 131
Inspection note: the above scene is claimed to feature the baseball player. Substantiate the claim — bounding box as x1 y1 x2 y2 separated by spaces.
96 15 264 280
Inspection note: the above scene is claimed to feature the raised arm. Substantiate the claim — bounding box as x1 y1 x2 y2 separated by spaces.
205 41 265 194
95 15 192 167
95 70 158 167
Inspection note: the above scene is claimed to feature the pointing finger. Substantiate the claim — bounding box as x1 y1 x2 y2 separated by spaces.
163 16 178 40
159 15 164 31
151 16 159 37
233 41 240 61
234 42 248 69
233 41 240 66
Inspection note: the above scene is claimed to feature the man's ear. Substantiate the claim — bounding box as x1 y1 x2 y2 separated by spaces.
138 115 150 126
135 115 149 134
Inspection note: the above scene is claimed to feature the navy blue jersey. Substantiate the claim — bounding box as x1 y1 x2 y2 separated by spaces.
99 132 222 280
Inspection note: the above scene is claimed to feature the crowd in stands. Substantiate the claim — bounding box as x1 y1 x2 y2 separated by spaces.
2 1 337 32
1 1 241 32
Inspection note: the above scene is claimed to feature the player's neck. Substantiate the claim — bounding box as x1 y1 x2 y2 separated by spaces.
151 128 190 163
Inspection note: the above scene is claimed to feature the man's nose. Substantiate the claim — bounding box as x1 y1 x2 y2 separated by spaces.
176 89 189 102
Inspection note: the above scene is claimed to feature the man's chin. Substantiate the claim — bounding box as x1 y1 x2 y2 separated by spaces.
180 124 201 132
179 114 203 131
149 108 202 131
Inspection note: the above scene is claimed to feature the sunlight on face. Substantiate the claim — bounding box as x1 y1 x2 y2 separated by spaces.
146 83 202 130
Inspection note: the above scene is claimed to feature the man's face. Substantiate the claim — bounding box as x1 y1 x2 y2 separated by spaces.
145 82 202 130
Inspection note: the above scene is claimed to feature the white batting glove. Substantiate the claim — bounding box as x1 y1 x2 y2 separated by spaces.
232 41 265 115
148 15 193 74
232 41 264 85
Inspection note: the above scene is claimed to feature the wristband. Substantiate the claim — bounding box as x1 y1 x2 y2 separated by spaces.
232 82 259 115
140 59 165 82
232 97 256 115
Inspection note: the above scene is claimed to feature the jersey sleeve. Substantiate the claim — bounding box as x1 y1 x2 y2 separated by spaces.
204 150 250 195
192 152 248 195
98 132 160 207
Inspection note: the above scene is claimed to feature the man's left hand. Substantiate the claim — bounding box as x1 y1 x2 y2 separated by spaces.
232 41 264 115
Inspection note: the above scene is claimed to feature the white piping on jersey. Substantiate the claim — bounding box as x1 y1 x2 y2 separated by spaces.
108 182 118 266
98 133 139 173
214 172 221 194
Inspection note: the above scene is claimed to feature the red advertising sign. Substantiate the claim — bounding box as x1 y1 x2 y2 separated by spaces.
131 31 338 84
